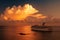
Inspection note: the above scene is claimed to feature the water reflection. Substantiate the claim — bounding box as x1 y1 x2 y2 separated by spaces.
0 26 60 40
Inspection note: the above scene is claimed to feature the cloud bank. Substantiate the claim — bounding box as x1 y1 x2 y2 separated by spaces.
0 4 46 22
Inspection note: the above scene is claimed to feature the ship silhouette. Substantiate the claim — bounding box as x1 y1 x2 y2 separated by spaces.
31 22 52 32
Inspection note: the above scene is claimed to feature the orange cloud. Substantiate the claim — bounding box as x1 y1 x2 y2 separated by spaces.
0 4 47 21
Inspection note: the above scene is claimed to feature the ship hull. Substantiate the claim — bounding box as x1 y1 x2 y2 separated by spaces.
31 26 52 32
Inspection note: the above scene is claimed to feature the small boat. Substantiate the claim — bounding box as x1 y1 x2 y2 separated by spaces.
19 33 30 35
31 22 52 32
19 33 27 35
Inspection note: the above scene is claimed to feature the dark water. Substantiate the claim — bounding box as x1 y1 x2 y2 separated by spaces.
0 26 60 40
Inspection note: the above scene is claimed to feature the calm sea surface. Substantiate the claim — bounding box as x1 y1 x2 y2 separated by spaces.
0 26 60 40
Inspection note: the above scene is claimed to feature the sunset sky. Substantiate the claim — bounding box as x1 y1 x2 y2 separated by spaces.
0 0 60 18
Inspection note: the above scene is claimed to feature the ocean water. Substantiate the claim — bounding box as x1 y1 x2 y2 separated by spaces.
0 26 60 40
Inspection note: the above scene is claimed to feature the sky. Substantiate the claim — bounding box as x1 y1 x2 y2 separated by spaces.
0 0 60 18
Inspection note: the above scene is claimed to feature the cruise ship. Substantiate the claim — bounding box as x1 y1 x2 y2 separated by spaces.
31 22 52 32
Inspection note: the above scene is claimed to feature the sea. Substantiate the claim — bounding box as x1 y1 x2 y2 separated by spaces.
0 25 60 40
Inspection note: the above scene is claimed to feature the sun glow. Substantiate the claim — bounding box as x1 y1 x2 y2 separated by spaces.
0 4 47 34
0 4 46 21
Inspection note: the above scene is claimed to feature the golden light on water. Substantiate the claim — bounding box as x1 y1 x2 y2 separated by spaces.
0 4 47 33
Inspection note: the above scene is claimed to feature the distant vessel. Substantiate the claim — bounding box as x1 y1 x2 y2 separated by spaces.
19 33 27 35
31 22 52 32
